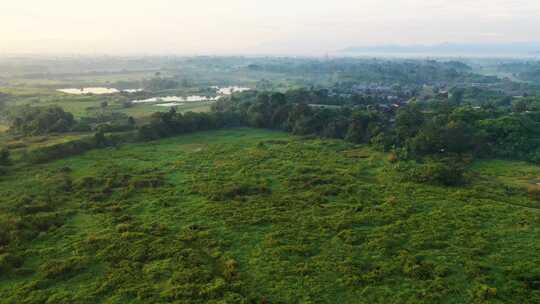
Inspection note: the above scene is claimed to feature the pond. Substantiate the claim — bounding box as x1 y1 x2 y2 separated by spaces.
131 86 251 106
132 95 217 104
57 86 249 98
154 102 186 107
57 87 143 95
57 87 120 95
215 86 250 95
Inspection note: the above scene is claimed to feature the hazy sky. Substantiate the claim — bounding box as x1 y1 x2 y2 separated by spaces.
1 0 539 55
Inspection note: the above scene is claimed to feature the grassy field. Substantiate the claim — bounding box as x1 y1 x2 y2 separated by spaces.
1 128 540 303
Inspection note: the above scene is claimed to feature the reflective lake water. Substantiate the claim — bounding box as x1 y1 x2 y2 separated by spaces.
57 86 250 108
132 95 216 104
154 102 186 107
57 87 120 95
132 86 251 106
215 86 250 95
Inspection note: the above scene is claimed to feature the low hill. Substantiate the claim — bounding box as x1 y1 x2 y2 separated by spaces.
1 128 540 303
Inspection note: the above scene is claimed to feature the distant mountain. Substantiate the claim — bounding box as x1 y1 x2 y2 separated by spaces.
340 43 540 57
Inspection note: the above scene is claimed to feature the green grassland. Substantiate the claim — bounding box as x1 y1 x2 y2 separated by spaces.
1 128 540 303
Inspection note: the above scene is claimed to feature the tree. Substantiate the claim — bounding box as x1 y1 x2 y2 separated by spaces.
270 92 286 107
345 112 369 143
270 104 290 129
94 130 107 147
395 104 424 143
443 120 475 154
323 118 349 139
286 103 312 132
128 116 136 126
449 88 465 105
512 100 527 113
246 93 273 128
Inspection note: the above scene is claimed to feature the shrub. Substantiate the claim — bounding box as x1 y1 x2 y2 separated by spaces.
470 284 498 302
24 212 65 233
40 257 88 280
0 147 10 166
129 174 165 189
209 183 271 201
0 229 10 247
387 151 398 163
70 122 92 132
25 138 96 164
96 123 135 133
419 160 467 186
20 202 54 215
223 259 238 281
396 158 467 186
527 187 540 201
508 261 540 291
25 132 134 164
0 253 24 274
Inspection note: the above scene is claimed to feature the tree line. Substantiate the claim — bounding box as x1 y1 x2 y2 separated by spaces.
3 88 540 179
133 89 540 166
207 90 540 162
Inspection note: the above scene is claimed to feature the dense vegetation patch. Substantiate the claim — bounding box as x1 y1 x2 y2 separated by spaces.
7 106 76 136
1 129 540 303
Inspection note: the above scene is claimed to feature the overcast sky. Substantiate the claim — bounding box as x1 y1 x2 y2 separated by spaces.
1 0 539 55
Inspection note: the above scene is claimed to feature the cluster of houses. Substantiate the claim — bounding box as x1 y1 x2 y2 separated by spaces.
315 78 534 114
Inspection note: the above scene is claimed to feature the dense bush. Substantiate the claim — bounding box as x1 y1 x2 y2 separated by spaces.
0 147 10 175
0 253 23 274
209 183 271 201
25 132 135 164
24 137 97 163
394 158 468 186
95 121 136 134
8 105 75 135
137 109 236 141
0 147 9 166
40 257 88 280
